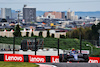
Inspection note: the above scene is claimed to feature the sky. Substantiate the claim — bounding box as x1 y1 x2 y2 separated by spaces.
0 0 100 11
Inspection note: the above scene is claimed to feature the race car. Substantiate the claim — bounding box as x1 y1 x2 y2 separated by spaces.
59 50 89 62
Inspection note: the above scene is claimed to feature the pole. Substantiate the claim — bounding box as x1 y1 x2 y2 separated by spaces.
80 31 82 53
99 33 100 46
18 12 19 24
58 39 59 56
90 46 93 54
13 36 15 54
16 10 20 24
35 37 37 55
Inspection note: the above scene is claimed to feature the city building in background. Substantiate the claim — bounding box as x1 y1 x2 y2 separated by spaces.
1 8 12 19
18 12 23 20
67 9 78 20
23 5 36 22
11 11 18 20
44 11 65 19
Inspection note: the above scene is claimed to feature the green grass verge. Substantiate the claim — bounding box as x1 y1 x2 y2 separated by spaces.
0 37 92 50
0 61 39 67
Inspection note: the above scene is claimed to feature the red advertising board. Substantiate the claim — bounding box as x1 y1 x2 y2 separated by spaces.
88 57 100 63
4 54 24 62
51 56 59 63
28 55 46 63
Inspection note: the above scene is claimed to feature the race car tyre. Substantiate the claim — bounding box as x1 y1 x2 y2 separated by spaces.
59 54 62 62
83 54 89 61
59 54 67 62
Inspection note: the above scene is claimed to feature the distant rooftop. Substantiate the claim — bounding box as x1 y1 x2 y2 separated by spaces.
23 5 35 8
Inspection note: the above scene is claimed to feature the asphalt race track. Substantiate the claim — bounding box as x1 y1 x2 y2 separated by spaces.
49 63 100 67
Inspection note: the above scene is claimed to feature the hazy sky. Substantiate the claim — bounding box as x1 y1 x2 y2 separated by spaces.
0 0 100 11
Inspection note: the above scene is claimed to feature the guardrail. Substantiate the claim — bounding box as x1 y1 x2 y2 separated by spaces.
0 53 99 63
0 54 59 63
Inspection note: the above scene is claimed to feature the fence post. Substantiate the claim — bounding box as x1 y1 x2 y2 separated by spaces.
13 36 15 54
80 32 82 54
35 37 37 55
58 39 59 56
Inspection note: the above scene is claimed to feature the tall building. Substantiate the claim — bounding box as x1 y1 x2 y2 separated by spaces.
75 15 78 20
1 8 12 19
67 9 71 20
18 12 23 20
23 5 36 22
44 11 65 19
62 12 65 19
67 9 78 20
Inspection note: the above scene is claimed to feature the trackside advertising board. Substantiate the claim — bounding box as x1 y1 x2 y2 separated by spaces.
4 54 24 62
78 50 89 54
51 56 59 63
88 57 100 63
28 55 46 63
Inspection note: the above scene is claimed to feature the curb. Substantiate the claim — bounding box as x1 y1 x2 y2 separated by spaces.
37 63 57 67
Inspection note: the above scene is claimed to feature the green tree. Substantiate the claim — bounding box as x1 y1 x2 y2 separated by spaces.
97 22 100 30
79 17 82 19
26 32 29 37
39 31 42 37
51 34 54 38
68 27 92 40
66 31 72 38
91 23 99 40
60 35 66 38
92 24 97 34
47 30 50 37
72 29 79 38
31 32 34 37
83 27 92 40
13 24 21 37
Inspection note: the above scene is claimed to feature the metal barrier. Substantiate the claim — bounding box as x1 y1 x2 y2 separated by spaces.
0 43 20 51
0 54 59 63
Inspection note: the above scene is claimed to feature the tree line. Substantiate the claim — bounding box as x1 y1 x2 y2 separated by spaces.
13 25 52 38
13 22 100 40
67 22 100 40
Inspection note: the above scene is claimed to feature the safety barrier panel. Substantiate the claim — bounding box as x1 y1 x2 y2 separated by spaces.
88 57 100 63
0 54 59 63
1 54 100 63
51 56 59 63
4 54 24 62
28 55 46 63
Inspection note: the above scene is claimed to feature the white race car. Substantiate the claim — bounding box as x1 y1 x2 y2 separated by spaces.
59 51 89 62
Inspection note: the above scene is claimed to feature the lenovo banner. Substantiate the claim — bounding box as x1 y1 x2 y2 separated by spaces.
78 50 89 54
51 56 59 63
4 54 24 62
28 55 46 63
88 57 100 63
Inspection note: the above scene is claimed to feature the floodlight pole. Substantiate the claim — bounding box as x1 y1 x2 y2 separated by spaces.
58 39 59 56
79 28 82 54
13 36 15 54
16 10 20 24
35 37 37 55
86 44 93 54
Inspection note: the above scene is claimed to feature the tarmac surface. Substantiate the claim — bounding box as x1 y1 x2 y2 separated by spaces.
49 63 100 67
